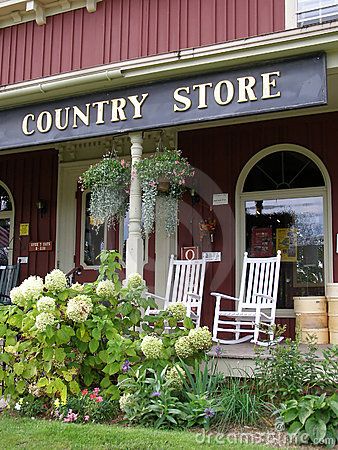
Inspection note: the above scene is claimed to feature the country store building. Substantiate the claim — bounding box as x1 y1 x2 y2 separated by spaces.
1 0 338 339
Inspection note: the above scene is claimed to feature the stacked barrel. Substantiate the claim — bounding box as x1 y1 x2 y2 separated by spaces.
326 284 338 344
294 296 329 344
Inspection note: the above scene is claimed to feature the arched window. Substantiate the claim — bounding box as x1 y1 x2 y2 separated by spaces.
0 183 14 265
237 146 331 314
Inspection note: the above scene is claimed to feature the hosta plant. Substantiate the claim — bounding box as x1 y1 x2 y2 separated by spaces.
79 154 131 228
135 148 194 235
278 393 338 447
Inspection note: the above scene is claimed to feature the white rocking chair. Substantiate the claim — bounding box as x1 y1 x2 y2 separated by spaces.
212 251 281 346
146 254 207 328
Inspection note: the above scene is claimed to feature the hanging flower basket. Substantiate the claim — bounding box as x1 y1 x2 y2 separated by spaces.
79 154 131 228
135 148 194 236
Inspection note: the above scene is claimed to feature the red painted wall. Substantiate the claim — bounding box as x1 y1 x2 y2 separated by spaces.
178 112 338 338
0 149 58 281
0 0 285 86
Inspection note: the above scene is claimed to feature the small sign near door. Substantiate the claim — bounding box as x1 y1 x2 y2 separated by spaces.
212 193 228 206
180 246 200 260
29 241 53 252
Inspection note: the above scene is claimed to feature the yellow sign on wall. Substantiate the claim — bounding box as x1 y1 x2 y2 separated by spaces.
276 228 297 262
19 223 29 236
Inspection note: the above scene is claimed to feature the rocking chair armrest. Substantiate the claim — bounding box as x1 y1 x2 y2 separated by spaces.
145 292 166 303
210 292 240 302
186 292 201 301
253 293 275 304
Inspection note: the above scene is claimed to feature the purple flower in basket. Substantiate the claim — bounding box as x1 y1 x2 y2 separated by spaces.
122 360 131 373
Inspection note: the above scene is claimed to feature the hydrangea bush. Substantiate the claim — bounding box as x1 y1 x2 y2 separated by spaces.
0 250 212 409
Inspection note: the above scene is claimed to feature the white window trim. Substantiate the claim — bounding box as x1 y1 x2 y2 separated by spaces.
235 144 332 319
285 0 298 29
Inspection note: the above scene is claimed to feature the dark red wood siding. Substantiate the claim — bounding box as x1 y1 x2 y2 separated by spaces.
0 0 285 86
178 112 338 339
0 149 58 281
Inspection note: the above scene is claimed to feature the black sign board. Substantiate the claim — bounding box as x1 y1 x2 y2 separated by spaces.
0 54 327 150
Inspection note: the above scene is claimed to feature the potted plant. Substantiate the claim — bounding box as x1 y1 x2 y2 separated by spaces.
136 148 194 236
79 154 131 228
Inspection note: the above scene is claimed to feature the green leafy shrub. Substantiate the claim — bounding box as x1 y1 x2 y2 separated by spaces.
255 332 338 402
279 393 338 447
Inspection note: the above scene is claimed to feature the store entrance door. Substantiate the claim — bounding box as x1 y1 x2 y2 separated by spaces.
238 149 330 335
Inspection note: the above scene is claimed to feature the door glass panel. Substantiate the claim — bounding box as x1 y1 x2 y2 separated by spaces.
245 196 324 309
0 218 10 265
84 193 104 266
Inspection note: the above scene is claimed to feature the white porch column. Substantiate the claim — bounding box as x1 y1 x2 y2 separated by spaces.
126 132 144 278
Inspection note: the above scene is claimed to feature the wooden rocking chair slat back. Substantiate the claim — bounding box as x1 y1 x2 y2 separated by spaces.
241 253 281 310
165 255 206 306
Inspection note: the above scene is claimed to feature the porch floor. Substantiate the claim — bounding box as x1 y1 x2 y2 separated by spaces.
208 343 333 376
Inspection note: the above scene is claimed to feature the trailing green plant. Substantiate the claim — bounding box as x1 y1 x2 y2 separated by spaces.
278 393 338 447
135 148 194 235
79 154 131 228
254 330 338 402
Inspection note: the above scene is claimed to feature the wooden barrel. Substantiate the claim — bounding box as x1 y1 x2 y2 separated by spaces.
294 296 328 344
329 331 338 344
301 328 329 344
326 287 338 343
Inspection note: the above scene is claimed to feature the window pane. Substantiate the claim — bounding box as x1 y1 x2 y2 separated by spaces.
0 186 12 212
0 218 10 265
84 193 104 266
245 197 324 309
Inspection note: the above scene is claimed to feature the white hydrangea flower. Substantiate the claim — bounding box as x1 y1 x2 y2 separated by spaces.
10 286 25 306
140 335 163 359
167 303 187 321
174 335 194 358
125 273 146 290
36 296 56 313
71 282 84 292
188 326 213 351
96 279 115 298
119 393 133 412
35 312 55 332
20 276 44 301
66 295 93 323
45 269 67 292
166 366 186 389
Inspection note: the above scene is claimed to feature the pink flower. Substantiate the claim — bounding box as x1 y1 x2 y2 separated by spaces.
121 159 126 167
96 396 103 403
90 394 96 400
93 387 100 395
63 409 78 423
84 415 90 422
81 389 88 396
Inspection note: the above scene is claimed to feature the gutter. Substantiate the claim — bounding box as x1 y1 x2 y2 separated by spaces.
1 22 338 109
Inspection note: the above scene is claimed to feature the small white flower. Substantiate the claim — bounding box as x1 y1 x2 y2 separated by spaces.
96 280 115 298
20 276 44 301
14 402 21 411
66 295 93 323
35 312 55 332
10 286 25 306
71 282 84 292
37 296 56 313
45 269 67 292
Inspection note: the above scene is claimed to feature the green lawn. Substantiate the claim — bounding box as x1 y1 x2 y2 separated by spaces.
0 416 280 450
